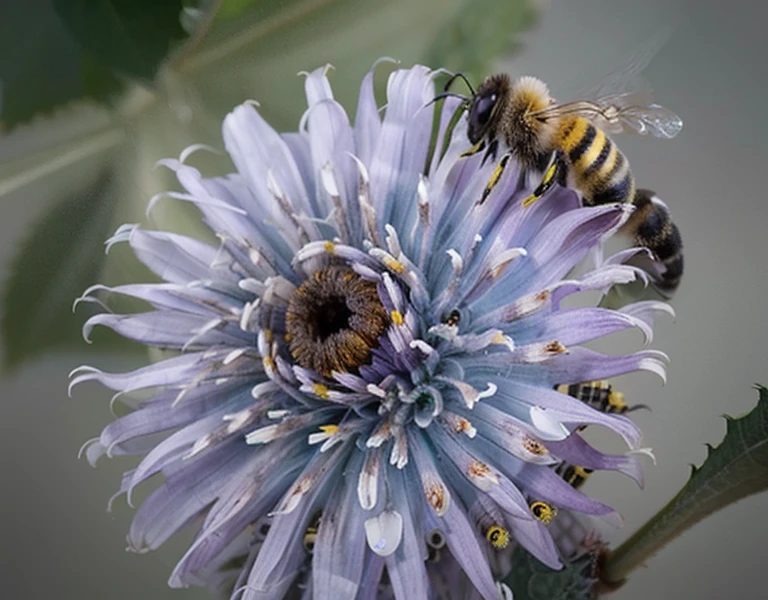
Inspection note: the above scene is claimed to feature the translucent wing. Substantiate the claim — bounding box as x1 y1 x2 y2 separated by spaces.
572 25 676 100
531 92 683 139
501 1 681 114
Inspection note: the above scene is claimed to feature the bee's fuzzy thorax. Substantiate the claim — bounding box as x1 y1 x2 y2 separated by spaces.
500 76 557 167
510 76 552 113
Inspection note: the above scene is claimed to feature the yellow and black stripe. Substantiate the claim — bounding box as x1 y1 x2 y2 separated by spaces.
553 462 594 489
556 381 629 415
556 117 636 208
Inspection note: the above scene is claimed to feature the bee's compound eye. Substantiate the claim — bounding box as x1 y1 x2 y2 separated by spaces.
470 93 497 129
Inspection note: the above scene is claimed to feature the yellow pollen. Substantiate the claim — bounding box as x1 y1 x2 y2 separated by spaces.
263 329 273 343
383 256 406 274
486 525 510 549
312 383 330 399
390 310 404 326
530 501 557 525
319 424 339 435
263 356 275 371
323 241 336 254
455 418 473 435
492 332 507 345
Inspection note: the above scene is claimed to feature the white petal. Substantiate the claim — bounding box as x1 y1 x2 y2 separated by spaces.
364 510 403 557
529 406 570 441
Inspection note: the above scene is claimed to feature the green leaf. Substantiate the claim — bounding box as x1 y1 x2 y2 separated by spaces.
217 0 262 19
602 385 768 584
1 170 124 370
424 0 537 83
503 547 595 600
176 0 540 131
53 0 187 81
0 1 124 129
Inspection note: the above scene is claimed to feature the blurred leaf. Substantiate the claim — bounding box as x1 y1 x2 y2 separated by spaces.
425 0 537 83
53 0 187 81
217 0 261 19
504 547 595 600
602 385 768 584
1 0 543 370
0 0 124 129
1 170 122 370
178 0 540 130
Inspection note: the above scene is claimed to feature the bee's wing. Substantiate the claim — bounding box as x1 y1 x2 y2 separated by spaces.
531 93 683 139
593 92 683 138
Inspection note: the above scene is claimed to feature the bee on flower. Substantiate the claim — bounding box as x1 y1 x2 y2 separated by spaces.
71 60 670 599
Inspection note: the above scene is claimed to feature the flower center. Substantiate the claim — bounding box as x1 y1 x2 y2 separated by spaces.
285 266 389 377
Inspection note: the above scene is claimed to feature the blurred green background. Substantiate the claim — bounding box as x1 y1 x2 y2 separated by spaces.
1 0 767 598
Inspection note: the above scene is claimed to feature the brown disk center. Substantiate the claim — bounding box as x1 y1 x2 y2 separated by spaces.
285 266 389 377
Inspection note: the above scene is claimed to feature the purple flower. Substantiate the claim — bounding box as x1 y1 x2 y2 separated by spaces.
71 61 670 599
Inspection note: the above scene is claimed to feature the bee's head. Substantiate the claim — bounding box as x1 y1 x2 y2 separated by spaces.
467 74 511 144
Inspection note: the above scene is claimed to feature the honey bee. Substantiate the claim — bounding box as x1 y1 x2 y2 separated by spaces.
442 72 684 293
553 462 594 490
551 380 647 488
303 512 321 553
555 380 648 416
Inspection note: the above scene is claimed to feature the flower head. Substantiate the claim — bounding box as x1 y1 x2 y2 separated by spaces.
72 61 670 599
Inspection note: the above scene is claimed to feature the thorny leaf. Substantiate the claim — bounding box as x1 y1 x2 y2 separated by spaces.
602 385 768 583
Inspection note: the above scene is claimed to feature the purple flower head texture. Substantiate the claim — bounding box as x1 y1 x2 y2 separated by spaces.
71 62 670 599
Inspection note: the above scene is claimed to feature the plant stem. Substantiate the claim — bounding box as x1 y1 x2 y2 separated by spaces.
601 484 719 584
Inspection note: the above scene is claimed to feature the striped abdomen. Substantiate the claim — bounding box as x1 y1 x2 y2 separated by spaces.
625 189 684 294
556 380 628 414
555 116 635 207
555 118 684 293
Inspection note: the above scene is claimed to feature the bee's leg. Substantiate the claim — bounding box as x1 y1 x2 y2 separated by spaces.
478 150 512 204
480 139 499 167
460 140 486 158
521 151 565 207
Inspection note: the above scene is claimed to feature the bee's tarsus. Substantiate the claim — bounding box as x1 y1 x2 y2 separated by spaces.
479 152 512 205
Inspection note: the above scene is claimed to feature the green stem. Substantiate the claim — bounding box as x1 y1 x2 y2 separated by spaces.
601 500 678 584
602 480 733 584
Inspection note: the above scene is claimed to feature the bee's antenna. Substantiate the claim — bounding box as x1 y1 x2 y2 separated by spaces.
443 72 476 95
427 91 469 107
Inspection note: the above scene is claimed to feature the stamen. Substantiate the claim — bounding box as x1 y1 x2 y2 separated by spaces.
467 460 500 490
422 472 451 516
358 449 381 510
442 412 477 438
